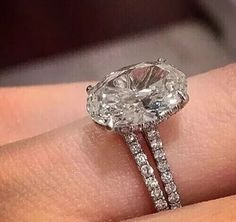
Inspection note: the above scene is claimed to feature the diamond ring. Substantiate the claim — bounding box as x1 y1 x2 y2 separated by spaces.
86 59 189 211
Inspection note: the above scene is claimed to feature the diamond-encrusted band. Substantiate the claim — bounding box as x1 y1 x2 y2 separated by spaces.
143 124 182 209
123 132 169 211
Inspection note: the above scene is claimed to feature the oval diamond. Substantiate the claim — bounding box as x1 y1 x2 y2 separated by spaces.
87 61 188 130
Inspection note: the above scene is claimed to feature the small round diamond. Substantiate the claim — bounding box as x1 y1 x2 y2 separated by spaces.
135 153 147 166
158 160 169 173
151 188 163 200
168 192 180 204
145 177 159 190
155 198 168 211
150 139 162 150
147 129 157 138
161 171 173 183
154 149 166 161
141 164 154 178
125 134 136 143
170 202 182 209
129 143 141 154
165 182 177 194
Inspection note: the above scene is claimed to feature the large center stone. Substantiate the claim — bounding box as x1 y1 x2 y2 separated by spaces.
87 61 188 130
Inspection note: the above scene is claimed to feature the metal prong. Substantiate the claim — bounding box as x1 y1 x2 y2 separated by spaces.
105 125 113 131
157 58 167 63
178 91 189 107
86 85 93 94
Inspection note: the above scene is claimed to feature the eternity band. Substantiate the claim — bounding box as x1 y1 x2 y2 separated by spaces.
86 60 189 211
124 131 168 211
143 124 181 209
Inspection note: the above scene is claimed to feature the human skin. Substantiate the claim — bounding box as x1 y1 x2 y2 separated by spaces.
0 64 235 221
0 82 89 145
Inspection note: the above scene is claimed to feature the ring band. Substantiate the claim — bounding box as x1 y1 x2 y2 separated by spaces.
123 131 168 211
143 124 181 209
86 60 189 211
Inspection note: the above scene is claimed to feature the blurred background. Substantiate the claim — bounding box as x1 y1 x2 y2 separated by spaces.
0 0 235 86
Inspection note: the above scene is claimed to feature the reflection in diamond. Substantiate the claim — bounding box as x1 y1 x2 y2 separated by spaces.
87 61 188 130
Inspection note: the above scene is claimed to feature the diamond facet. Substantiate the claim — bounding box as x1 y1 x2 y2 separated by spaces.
151 188 163 200
141 164 154 178
154 149 166 161
161 171 173 183
125 134 137 143
158 160 169 173
135 153 147 166
165 182 177 194
168 192 180 204
145 177 159 190
87 61 188 130
150 139 162 150
155 198 168 210
147 129 158 138
129 143 141 154
170 202 182 209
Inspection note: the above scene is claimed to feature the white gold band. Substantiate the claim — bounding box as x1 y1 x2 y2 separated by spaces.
143 124 182 209
123 132 169 211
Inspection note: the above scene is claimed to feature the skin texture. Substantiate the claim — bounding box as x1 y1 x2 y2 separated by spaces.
0 64 235 221
0 82 89 145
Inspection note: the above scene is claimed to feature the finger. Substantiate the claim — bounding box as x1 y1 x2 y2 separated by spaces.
0 82 89 145
125 195 236 222
0 64 236 221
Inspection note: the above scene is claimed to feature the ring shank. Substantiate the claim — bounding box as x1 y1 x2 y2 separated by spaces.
143 125 182 209
123 132 169 211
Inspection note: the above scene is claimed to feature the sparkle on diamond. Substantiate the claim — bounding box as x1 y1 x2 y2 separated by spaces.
87 61 187 130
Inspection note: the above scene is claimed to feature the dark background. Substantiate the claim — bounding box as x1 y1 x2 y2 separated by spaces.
0 0 235 85
0 0 211 69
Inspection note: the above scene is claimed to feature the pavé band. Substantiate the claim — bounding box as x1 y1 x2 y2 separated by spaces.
86 60 189 211
124 131 168 211
143 124 181 209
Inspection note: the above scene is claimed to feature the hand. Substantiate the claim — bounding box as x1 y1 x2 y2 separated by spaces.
0 64 235 221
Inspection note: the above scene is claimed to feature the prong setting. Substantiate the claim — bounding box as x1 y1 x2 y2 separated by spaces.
86 85 93 94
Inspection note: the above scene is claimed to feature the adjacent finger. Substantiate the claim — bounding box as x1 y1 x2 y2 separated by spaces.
125 195 236 222
0 82 89 145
